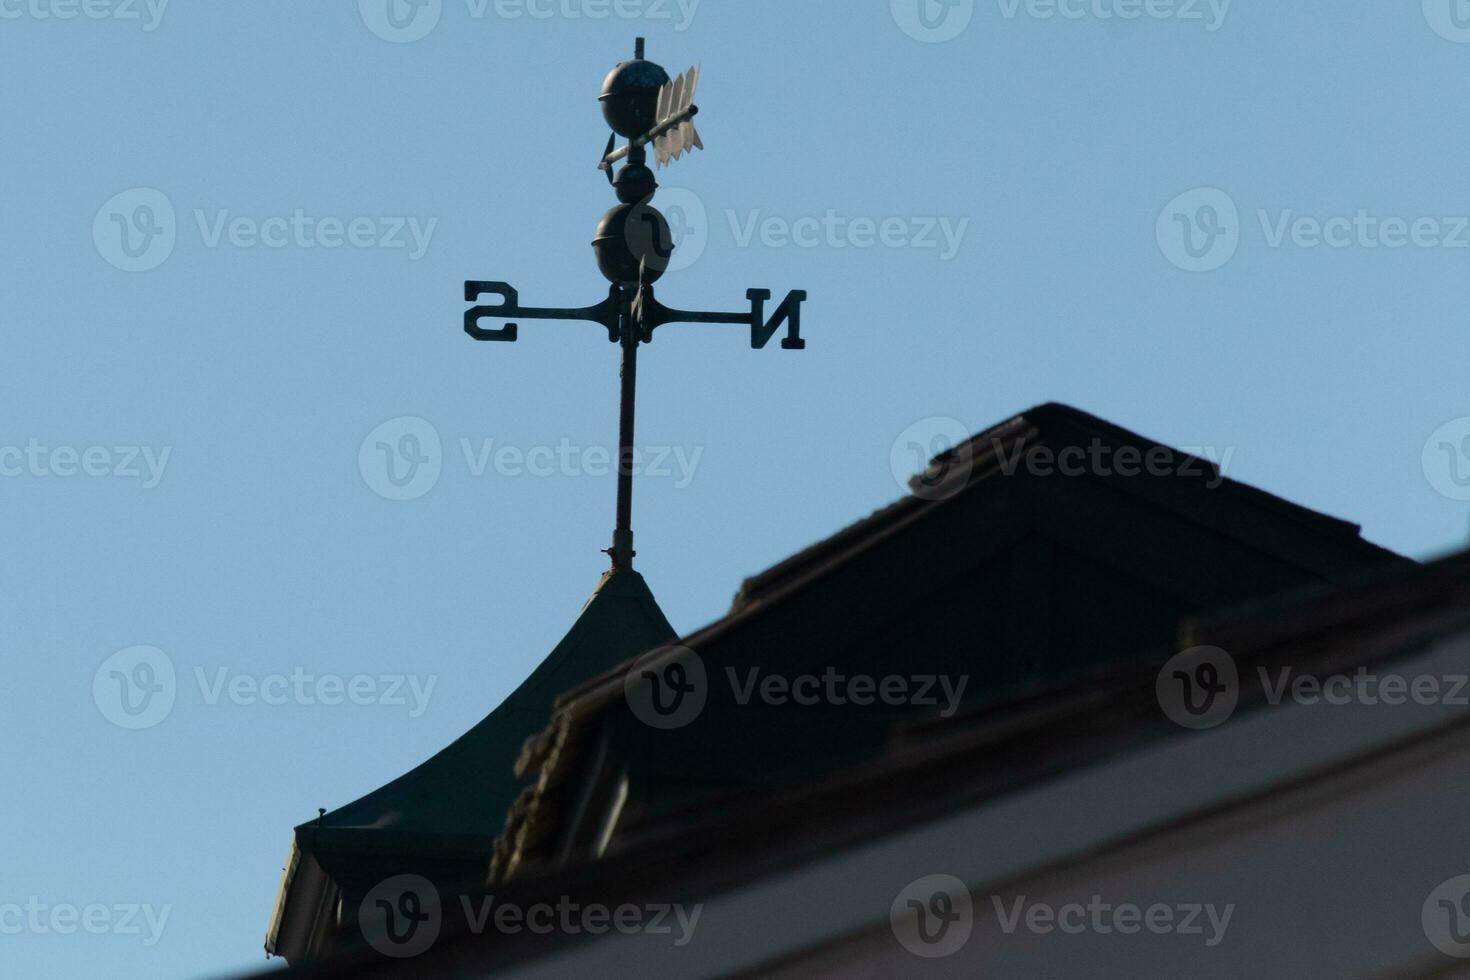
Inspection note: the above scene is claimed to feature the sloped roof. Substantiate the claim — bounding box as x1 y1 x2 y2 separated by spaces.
266 567 675 957
311 567 674 842
270 549 1470 980
495 402 1409 880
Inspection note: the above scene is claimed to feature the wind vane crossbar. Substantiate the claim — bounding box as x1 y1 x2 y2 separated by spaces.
465 281 806 351
463 38 807 572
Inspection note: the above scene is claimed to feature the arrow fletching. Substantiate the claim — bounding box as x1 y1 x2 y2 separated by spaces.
653 64 703 168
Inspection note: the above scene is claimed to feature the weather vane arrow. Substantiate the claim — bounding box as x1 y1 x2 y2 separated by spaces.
462 37 808 572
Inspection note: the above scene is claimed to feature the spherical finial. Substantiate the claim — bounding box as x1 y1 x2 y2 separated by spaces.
592 203 673 285
600 59 671 138
613 163 658 205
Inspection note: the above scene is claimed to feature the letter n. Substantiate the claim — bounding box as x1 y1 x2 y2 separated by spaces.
747 289 807 350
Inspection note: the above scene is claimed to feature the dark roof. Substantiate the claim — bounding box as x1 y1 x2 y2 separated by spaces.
266 568 676 959
267 548 1470 980
494 402 1409 881
736 402 1381 612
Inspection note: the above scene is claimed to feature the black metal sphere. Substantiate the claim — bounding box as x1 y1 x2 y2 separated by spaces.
613 163 658 205
592 203 673 285
599 59 671 138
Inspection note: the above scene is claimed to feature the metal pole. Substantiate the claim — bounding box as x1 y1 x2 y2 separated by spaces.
611 291 638 569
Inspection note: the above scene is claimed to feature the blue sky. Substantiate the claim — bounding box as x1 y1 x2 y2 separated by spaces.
5 1 1470 977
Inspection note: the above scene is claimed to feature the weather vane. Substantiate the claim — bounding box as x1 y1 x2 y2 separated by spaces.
464 37 807 572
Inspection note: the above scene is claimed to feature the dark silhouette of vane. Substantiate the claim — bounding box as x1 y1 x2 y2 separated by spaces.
463 38 807 572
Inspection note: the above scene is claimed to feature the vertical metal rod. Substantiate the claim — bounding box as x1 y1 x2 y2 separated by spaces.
611 296 638 569
634 37 645 60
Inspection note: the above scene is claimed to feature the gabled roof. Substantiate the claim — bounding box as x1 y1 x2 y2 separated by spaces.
495 403 1409 881
266 568 675 959
734 402 1387 612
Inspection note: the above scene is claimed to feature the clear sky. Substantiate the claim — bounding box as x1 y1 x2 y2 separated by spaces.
5 2 1470 977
